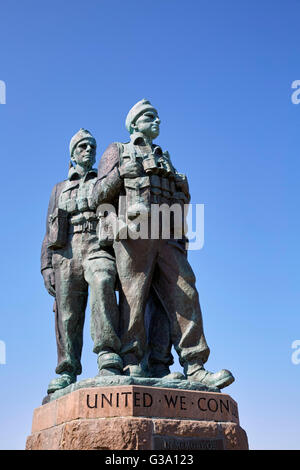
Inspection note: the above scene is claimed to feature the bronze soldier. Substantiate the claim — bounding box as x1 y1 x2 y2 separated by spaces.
41 128 176 393
41 129 123 393
92 100 234 389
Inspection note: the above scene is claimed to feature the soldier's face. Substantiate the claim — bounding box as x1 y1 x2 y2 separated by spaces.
72 138 96 170
134 110 160 140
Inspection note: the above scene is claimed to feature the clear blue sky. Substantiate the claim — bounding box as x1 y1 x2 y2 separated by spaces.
0 0 299 450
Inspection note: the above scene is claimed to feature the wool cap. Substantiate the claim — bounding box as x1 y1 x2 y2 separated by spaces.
69 128 96 157
125 99 157 133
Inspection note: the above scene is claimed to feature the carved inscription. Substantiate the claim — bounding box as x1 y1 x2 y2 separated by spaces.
85 388 239 422
87 391 153 409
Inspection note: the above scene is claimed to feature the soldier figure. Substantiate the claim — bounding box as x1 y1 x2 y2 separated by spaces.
41 129 123 393
92 100 234 389
41 128 178 394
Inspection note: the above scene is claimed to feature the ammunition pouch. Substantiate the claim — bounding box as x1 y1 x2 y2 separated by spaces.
118 142 190 239
48 208 68 250
124 176 151 220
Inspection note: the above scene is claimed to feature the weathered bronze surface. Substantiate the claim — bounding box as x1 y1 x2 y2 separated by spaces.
41 127 177 398
41 102 234 400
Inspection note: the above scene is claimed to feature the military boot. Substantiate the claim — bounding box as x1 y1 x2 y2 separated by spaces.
97 352 123 376
185 362 234 389
149 363 185 381
47 372 76 394
123 364 149 377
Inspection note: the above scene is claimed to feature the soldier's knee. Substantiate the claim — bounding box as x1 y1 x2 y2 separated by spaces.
92 270 115 292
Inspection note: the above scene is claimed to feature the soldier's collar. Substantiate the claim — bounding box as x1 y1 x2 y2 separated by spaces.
130 132 151 146
130 132 162 154
68 166 97 181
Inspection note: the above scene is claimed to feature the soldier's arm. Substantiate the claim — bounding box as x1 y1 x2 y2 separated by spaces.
41 184 61 297
41 184 57 273
174 169 191 203
92 143 124 207
172 165 191 250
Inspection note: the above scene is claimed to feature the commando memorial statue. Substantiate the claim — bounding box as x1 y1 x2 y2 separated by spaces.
41 127 176 396
41 100 234 402
26 100 250 451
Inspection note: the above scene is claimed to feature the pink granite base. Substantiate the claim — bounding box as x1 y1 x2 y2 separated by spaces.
26 385 248 450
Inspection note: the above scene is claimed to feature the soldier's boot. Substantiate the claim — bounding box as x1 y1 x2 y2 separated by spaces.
98 352 123 376
149 363 185 381
185 362 234 389
123 364 149 378
47 372 76 394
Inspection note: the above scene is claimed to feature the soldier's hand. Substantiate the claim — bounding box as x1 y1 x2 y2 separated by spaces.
119 161 144 178
42 268 56 297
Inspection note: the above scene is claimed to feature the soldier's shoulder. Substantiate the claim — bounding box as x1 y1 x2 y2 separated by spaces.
98 142 123 176
53 179 67 190
49 179 67 197
102 141 129 153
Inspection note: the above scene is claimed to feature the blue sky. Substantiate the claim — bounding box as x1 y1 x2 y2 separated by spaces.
0 0 299 450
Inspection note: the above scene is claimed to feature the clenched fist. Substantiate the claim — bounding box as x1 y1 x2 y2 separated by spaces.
42 267 56 297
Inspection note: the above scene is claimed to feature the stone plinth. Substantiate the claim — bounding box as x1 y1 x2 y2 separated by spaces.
26 385 248 450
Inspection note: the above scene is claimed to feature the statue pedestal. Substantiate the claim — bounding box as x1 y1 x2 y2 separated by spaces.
25 385 248 450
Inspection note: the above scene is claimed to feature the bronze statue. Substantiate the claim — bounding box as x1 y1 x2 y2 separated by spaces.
41 102 235 398
92 99 234 389
41 129 123 393
41 128 178 395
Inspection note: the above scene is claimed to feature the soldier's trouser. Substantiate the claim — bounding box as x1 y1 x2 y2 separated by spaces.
115 238 210 369
52 232 120 376
145 286 173 369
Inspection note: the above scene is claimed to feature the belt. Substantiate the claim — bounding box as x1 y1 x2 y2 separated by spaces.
68 220 98 234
